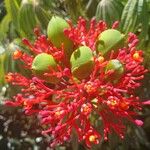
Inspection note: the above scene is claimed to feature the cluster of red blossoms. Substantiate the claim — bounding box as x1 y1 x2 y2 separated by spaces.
5 17 150 148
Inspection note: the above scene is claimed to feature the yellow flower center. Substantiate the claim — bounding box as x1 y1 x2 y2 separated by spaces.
133 52 141 61
23 101 27 106
98 56 104 63
5 74 13 82
83 106 90 113
55 108 63 117
84 82 96 93
13 50 22 60
55 111 61 116
89 135 97 142
81 103 92 115
107 99 117 106
111 100 117 106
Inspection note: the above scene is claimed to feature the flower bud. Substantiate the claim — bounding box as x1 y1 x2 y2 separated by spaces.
105 59 124 83
32 53 59 84
47 16 73 60
96 29 125 57
70 46 94 80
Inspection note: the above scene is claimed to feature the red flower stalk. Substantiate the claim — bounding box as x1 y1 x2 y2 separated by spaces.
5 17 149 148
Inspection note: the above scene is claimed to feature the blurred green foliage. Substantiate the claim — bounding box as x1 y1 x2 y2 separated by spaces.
0 0 150 149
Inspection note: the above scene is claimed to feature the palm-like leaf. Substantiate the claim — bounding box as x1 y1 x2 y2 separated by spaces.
121 0 149 39
4 0 20 29
96 0 124 27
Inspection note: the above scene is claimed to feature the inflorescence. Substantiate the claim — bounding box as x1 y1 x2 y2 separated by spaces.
5 17 150 148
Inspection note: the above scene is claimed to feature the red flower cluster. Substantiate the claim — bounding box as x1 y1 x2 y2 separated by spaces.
5 17 150 148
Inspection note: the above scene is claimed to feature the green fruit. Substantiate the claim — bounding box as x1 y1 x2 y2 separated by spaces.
105 59 124 83
70 46 94 80
47 16 73 59
32 53 59 84
96 29 125 57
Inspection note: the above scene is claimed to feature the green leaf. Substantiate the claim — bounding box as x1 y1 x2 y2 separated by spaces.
4 0 20 29
42 0 55 8
96 0 124 27
0 46 6 85
143 42 150 68
85 0 98 19
64 0 87 22
138 0 149 39
18 0 37 37
35 5 51 29
121 0 138 33
121 0 149 40
4 40 31 77
0 14 11 42
0 1 6 21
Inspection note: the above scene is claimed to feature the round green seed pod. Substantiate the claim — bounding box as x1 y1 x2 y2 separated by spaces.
70 46 94 80
47 16 73 60
96 29 125 57
32 53 59 84
105 59 124 83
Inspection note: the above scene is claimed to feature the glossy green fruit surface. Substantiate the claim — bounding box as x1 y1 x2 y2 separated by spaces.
32 53 59 83
96 29 125 56
47 16 74 66
47 16 73 49
70 46 94 80
105 59 124 83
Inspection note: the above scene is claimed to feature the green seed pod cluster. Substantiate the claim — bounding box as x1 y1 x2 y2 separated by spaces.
70 46 94 80
32 53 59 84
31 17 126 83
96 29 125 57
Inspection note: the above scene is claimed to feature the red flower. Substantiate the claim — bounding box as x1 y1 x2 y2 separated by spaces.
85 130 101 148
13 50 23 60
5 18 149 148
131 50 143 62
